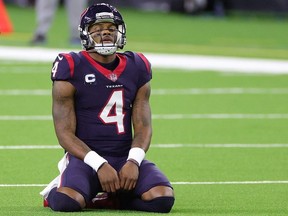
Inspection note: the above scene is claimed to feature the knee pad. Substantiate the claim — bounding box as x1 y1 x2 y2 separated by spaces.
47 189 82 212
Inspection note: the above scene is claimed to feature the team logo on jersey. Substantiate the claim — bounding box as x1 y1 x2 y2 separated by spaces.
109 73 118 82
85 74 97 85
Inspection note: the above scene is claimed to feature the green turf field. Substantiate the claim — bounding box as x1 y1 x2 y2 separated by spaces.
1 4 288 216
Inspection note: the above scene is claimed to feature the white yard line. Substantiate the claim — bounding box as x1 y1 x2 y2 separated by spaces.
152 114 288 119
1 114 288 120
2 88 288 96
171 181 288 185
0 89 51 95
1 143 288 150
0 184 47 187
1 46 288 74
1 180 288 187
0 145 61 149
152 88 288 95
152 143 288 148
0 115 52 120
147 53 288 74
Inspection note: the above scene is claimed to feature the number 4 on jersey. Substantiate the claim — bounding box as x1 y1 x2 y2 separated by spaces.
51 61 59 77
99 90 125 134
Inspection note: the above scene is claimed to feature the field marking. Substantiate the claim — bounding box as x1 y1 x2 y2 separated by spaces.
0 145 61 149
0 115 52 120
0 89 51 95
1 144 288 150
1 114 288 121
2 88 288 96
1 181 288 187
172 181 288 185
0 184 47 187
152 88 288 95
1 46 288 74
152 114 288 119
152 143 288 148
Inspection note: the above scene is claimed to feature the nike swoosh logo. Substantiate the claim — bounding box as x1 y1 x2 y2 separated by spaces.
57 55 63 60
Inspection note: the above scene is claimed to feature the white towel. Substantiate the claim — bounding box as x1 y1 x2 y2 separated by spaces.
39 153 69 199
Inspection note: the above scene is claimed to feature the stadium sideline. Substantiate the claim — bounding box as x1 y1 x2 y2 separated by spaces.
1 46 288 74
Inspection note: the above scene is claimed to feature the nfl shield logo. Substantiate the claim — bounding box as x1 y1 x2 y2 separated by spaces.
109 73 118 82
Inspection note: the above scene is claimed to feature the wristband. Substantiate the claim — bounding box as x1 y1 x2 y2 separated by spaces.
127 147 145 166
84 151 107 172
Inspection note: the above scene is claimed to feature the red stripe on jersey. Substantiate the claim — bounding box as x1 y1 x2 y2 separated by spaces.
62 54 75 77
81 51 127 81
137 53 151 73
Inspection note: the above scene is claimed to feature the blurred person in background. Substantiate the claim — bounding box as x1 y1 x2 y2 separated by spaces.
183 0 207 14
207 0 226 16
30 0 88 45
40 2 175 213
13 0 33 7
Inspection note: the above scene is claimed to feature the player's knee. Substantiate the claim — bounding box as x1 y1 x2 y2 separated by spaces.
149 196 175 213
48 190 82 212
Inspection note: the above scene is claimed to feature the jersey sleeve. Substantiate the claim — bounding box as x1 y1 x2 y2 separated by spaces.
51 53 75 82
135 52 152 88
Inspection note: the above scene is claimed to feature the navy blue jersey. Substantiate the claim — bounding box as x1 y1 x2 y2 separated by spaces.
51 51 152 156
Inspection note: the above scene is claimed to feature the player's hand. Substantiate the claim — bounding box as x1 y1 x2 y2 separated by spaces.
97 163 120 193
119 161 139 191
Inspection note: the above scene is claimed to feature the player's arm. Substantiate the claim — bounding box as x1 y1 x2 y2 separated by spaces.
119 82 152 190
131 81 152 153
52 80 91 159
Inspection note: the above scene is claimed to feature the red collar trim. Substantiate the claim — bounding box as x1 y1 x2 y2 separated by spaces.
81 51 127 82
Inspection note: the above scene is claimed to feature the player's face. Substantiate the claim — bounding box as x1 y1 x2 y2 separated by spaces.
89 22 117 44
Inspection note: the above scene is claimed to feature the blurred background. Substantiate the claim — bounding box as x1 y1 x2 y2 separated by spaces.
4 0 288 16
1 0 288 59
